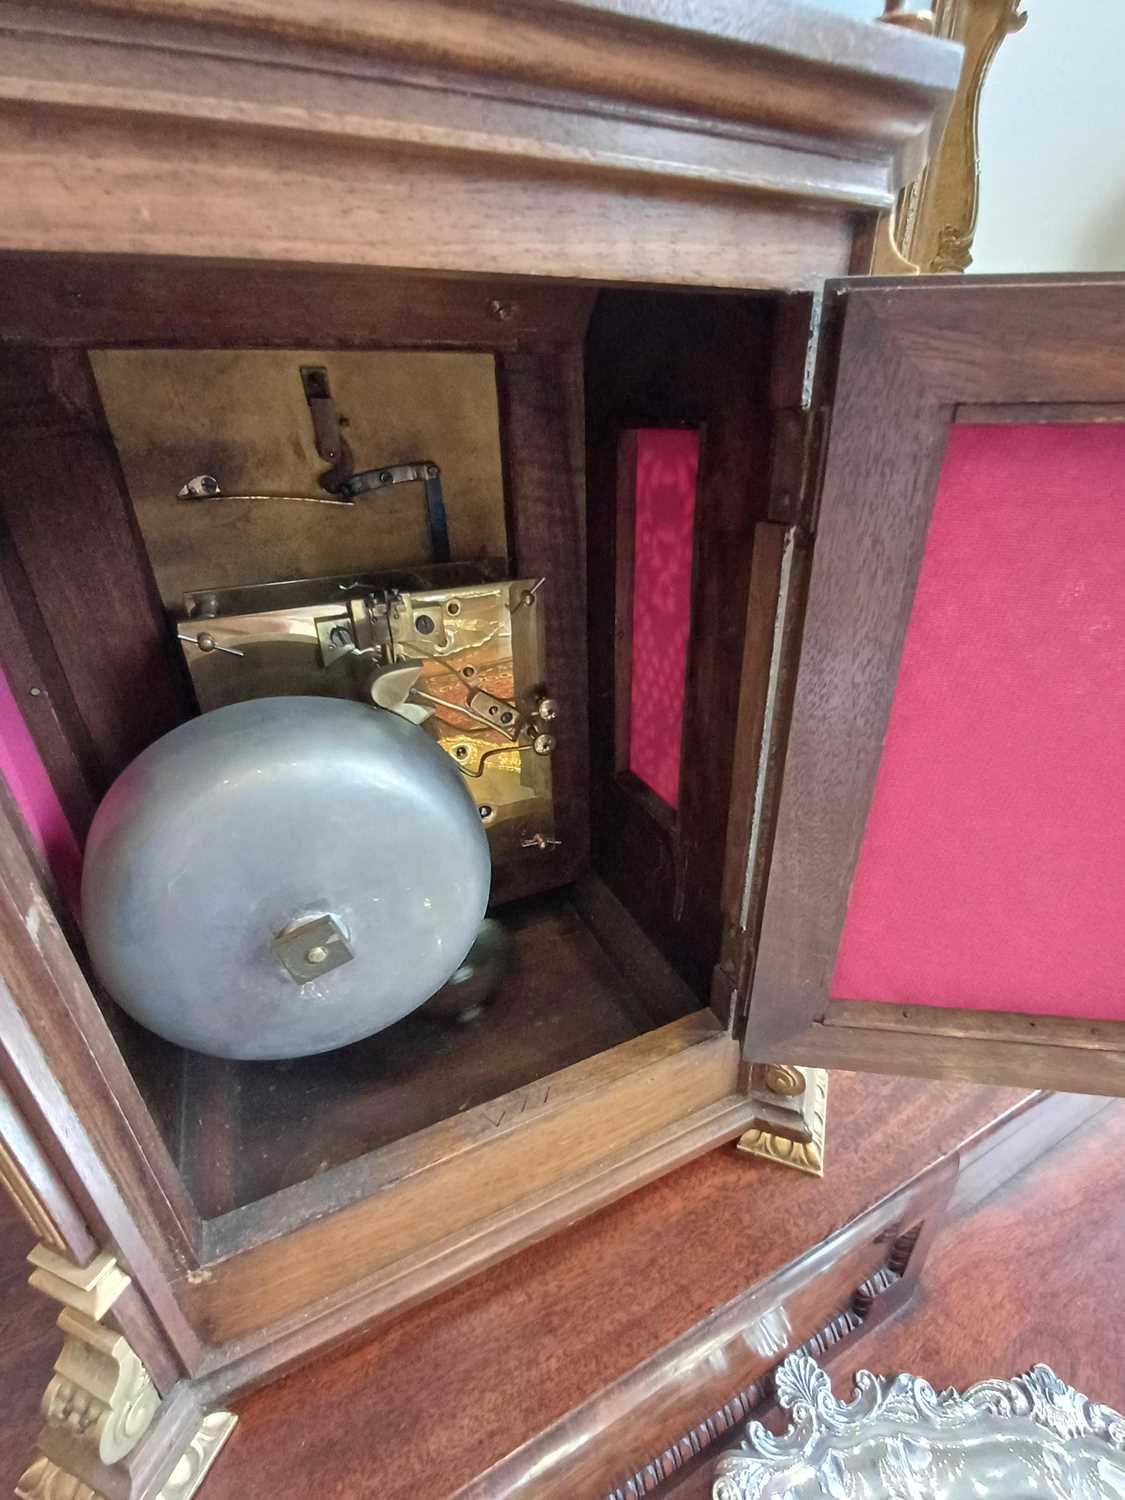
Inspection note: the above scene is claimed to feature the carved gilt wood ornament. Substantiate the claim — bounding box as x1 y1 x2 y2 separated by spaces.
737 1068 828 1177
12 1237 235 1500
876 0 1028 273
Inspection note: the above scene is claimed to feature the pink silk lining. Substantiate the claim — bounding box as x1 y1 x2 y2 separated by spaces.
832 424 1125 1021
0 668 82 913
627 428 700 809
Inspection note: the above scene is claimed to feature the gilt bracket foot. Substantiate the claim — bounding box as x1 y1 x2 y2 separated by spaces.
14 1243 235 1500
737 1064 828 1176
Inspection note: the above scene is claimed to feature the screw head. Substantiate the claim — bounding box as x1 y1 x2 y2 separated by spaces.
536 697 559 722
532 732 556 756
487 299 515 322
446 600 461 616
414 613 435 636
305 945 328 965
196 631 217 653
454 744 470 760
479 805 494 822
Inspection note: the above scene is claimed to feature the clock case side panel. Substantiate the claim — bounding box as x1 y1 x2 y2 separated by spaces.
741 275 1125 1095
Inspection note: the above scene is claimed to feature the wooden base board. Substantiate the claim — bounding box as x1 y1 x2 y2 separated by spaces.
197 1084 756 1397
199 1096 741 1346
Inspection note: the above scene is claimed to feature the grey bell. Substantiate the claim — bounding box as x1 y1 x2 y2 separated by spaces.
81 696 491 1060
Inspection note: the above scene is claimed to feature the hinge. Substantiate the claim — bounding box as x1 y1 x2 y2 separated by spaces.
728 522 808 1031
766 285 831 533
766 405 827 533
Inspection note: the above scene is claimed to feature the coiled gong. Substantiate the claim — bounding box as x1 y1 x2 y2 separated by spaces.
81 697 491 1060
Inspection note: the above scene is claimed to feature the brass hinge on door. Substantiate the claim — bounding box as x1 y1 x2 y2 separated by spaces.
766 406 827 533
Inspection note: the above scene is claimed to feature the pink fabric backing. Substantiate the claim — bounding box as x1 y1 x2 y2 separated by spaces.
627 428 700 809
832 423 1125 1021
0 668 82 912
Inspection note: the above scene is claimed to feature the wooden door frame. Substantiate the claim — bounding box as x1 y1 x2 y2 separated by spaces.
744 274 1125 1094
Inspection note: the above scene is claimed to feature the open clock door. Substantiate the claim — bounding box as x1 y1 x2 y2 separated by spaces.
743 275 1125 1095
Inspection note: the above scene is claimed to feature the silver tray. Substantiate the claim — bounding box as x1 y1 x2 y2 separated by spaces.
713 1353 1125 1500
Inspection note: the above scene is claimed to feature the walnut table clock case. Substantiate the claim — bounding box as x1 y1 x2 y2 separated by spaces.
0 3 1119 1498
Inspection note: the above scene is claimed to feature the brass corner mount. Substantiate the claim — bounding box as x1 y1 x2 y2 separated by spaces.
737 1065 829 1177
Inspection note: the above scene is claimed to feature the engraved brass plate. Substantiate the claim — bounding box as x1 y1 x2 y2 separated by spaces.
178 572 554 863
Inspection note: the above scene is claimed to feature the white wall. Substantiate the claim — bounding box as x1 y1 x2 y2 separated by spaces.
813 0 1125 273
971 0 1125 272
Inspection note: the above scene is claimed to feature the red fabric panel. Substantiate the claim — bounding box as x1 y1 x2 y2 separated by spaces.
0 666 82 913
628 428 700 809
832 423 1125 1021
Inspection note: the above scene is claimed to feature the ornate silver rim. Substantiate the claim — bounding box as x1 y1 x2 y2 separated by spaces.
713 1353 1125 1499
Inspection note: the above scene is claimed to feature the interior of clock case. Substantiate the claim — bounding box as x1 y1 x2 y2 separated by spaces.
0 259 789 1223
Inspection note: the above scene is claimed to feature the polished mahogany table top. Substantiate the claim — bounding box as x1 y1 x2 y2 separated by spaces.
662 1093 1125 1499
